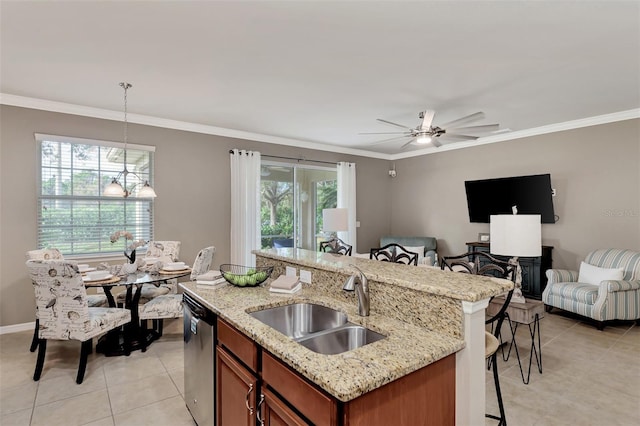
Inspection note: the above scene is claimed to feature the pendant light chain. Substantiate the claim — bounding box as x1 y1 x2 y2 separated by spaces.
120 82 132 172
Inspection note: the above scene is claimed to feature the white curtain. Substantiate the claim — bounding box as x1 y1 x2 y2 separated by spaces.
337 162 357 253
230 149 261 266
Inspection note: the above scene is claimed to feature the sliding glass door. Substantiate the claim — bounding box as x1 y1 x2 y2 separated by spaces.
260 162 336 250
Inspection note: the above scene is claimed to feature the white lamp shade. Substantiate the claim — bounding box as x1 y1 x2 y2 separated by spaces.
490 214 542 257
323 208 348 232
137 181 157 198
103 180 125 197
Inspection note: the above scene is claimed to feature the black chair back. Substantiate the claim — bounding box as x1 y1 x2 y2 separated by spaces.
319 238 353 256
441 251 515 335
370 243 418 266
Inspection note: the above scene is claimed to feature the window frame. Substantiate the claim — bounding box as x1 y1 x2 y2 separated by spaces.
35 133 155 260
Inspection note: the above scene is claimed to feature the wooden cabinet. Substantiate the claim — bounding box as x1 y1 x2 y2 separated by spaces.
217 318 455 426
259 388 308 426
216 319 259 426
216 347 258 426
466 242 553 299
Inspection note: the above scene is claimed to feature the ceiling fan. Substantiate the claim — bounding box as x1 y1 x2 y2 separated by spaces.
360 110 499 149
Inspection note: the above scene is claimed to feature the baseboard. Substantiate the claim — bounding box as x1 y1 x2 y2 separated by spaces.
0 322 35 335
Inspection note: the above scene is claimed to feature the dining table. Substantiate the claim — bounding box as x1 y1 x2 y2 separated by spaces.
84 269 191 356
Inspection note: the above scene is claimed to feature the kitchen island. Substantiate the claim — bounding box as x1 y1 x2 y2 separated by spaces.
180 248 512 425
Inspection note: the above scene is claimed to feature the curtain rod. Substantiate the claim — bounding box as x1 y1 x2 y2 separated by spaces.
229 150 337 166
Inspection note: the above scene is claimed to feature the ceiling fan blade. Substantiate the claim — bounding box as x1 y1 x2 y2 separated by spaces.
400 138 416 149
368 135 413 146
447 124 499 134
439 112 485 129
440 134 479 141
419 110 435 130
376 118 413 130
431 138 442 148
358 131 408 135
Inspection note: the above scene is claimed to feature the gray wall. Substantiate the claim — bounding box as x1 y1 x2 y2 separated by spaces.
0 105 391 326
390 119 640 269
2 104 638 327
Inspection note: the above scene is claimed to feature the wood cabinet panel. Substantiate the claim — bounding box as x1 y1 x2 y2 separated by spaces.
260 387 308 426
343 354 455 426
218 318 259 372
216 347 258 426
262 351 338 426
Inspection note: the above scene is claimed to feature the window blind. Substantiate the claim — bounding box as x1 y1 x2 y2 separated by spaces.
37 135 154 257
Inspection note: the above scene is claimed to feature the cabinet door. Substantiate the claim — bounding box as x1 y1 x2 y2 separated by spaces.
217 347 258 426
259 387 308 426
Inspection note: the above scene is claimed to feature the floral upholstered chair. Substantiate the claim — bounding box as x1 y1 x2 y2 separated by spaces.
542 248 640 330
115 240 183 305
26 249 107 353
190 246 216 281
140 246 215 340
26 259 131 384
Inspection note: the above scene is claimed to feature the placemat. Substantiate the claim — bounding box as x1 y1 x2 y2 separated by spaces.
83 276 122 286
159 268 190 275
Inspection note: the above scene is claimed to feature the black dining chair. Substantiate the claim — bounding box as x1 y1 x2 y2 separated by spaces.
370 243 418 265
441 251 515 426
319 238 353 256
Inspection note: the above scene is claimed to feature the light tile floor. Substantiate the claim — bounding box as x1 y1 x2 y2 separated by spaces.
1 314 638 426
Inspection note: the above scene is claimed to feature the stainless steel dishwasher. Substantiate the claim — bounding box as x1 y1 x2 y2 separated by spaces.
184 293 216 426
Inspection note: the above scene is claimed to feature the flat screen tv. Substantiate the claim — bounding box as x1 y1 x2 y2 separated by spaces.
465 174 556 224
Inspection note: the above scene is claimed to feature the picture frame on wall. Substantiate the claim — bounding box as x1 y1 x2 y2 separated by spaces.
478 233 490 243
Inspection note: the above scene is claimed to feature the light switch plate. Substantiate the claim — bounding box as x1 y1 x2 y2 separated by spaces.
300 269 312 284
286 266 297 276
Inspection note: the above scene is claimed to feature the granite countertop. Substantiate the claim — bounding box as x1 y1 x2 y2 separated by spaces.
180 281 465 402
256 248 514 302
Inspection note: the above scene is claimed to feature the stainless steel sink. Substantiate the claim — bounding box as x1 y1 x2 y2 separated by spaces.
296 325 386 355
249 303 348 339
249 303 386 354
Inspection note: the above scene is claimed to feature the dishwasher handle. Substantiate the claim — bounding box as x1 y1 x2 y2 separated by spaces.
183 293 215 324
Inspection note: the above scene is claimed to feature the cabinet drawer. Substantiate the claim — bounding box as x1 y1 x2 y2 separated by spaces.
262 352 338 426
218 318 259 373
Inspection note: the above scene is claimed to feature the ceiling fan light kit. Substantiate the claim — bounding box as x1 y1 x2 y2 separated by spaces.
362 109 500 151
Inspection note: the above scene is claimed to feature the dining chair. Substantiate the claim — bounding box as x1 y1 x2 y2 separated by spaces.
26 259 131 384
26 249 108 352
115 240 183 306
441 251 515 426
140 246 215 340
369 243 418 265
190 246 216 281
319 238 353 256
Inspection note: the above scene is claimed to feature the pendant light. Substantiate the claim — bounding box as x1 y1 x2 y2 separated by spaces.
103 82 157 198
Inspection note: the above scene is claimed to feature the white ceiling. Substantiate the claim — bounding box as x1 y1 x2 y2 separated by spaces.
1 1 639 159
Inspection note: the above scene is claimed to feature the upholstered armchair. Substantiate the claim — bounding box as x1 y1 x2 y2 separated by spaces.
542 248 640 329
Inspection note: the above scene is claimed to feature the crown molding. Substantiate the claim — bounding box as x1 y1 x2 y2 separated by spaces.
0 93 389 160
2 93 637 162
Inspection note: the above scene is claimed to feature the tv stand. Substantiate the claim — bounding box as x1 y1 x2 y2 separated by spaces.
466 242 553 300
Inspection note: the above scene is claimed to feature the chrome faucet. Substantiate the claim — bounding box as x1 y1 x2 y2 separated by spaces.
343 264 370 316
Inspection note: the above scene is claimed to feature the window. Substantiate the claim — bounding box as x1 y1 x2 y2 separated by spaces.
260 162 337 250
36 134 154 257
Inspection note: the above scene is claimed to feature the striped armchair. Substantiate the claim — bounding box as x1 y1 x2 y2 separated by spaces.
542 249 640 329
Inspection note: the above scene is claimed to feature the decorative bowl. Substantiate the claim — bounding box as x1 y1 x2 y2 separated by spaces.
219 264 273 287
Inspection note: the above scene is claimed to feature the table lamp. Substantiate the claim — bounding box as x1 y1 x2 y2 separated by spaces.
322 208 348 252
490 210 541 304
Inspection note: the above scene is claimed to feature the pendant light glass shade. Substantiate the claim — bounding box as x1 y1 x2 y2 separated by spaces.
104 179 126 197
137 181 157 198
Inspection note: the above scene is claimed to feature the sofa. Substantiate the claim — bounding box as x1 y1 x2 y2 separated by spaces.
542 248 640 329
379 236 438 266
